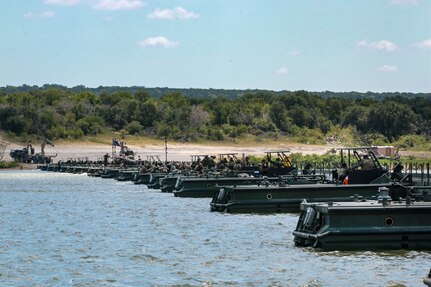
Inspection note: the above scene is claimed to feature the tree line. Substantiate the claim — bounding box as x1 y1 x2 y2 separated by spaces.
2 84 430 100
0 87 430 146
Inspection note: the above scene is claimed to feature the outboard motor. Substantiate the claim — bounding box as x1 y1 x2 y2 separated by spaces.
424 268 431 286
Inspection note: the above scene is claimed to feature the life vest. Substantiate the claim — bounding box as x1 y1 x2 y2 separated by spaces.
343 176 349 185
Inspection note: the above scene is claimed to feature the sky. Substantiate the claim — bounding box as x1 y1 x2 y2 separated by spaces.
0 0 430 92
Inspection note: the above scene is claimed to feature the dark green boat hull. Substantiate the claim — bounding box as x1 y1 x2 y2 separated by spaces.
134 173 151 185
293 199 431 250
210 183 408 213
174 177 277 198
174 174 326 198
160 176 182 193
116 170 138 181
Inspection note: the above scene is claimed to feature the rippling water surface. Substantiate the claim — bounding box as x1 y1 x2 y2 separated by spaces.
1 170 430 287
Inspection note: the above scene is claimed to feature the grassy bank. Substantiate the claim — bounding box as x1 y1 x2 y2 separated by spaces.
0 161 20 169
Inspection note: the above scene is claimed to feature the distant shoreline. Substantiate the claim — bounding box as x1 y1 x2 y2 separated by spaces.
2 134 431 165
2 139 333 163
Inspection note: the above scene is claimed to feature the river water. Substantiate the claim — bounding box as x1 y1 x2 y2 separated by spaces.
0 170 430 287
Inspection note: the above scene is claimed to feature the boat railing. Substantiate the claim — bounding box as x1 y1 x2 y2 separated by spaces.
277 174 327 186
294 161 431 186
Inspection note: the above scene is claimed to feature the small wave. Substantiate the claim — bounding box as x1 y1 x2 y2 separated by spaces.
131 253 165 263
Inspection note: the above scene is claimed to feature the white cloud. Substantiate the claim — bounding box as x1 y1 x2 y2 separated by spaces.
376 65 398 72
276 67 288 75
414 39 431 49
24 11 55 18
389 0 418 5
147 7 199 19
288 50 301 56
357 39 398 52
44 0 82 5
94 0 145 10
138 36 178 48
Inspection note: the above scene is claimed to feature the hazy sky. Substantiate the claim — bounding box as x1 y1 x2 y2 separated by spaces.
1 0 430 92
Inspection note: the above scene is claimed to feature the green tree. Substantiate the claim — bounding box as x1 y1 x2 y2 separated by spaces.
269 102 289 132
4 115 28 135
133 97 158 127
341 105 369 133
325 98 343 124
126 120 143 135
209 97 234 125
76 116 103 136
368 101 417 140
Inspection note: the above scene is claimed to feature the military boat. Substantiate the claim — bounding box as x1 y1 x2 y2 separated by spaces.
174 176 273 198
160 174 186 193
115 168 139 181
292 186 431 250
87 166 103 177
175 172 328 198
134 173 152 184
146 173 168 189
174 150 300 198
332 146 394 184
210 146 410 213
210 182 409 213
101 167 121 179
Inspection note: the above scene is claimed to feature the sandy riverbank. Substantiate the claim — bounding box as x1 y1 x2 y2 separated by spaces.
2 135 430 164
1 138 333 163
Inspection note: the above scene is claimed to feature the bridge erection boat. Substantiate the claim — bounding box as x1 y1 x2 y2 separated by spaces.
210 182 409 213
292 186 431 251
210 146 413 213
173 150 299 197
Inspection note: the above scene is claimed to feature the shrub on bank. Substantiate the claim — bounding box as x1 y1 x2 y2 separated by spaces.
0 161 20 169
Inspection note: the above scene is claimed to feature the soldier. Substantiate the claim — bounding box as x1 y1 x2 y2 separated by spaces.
244 156 252 167
234 160 242 171
202 155 211 167
337 162 348 181
259 159 269 176
103 153 110 166
194 161 204 174
357 155 374 170
303 162 314 175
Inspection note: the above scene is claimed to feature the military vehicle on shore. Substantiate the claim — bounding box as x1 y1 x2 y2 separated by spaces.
9 139 56 164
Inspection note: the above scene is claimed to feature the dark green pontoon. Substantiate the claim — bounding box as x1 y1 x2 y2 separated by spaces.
173 176 277 198
101 168 121 179
87 166 103 177
147 173 168 189
134 173 151 184
293 186 431 250
210 146 410 213
160 174 185 193
210 182 408 213
173 150 300 198
116 168 139 181
175 172 328 198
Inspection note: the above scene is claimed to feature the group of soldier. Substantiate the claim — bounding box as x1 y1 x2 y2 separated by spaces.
64 151 296 177
336 154 375 182
138 155 254 175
